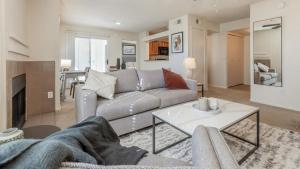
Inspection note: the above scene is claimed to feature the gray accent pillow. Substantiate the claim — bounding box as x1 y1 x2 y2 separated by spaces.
136 69 165 91
107 69 139 94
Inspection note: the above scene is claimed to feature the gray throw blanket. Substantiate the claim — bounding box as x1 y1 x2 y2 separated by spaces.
0 116 147 169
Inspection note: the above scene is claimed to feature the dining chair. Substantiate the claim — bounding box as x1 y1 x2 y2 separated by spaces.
70 67 90 98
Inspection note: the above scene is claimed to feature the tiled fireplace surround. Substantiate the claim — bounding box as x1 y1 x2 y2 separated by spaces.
6 60 55 128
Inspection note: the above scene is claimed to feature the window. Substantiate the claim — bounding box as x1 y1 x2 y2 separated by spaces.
74 37 107 72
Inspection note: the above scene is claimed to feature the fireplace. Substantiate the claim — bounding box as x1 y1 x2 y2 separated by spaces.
12 74 26 128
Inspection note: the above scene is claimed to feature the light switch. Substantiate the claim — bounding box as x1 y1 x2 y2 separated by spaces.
48 91 53 99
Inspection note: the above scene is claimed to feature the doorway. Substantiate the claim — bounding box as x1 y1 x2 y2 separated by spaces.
227 29 250 87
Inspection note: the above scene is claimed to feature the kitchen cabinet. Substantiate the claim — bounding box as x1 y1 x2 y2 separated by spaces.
149 40 169 57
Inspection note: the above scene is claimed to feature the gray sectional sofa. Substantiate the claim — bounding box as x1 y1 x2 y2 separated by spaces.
75 69 198 135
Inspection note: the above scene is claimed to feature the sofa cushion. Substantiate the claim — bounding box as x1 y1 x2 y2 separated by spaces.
145 88 198 108
96 91 160 121
107 69 139 94
136 69 165 91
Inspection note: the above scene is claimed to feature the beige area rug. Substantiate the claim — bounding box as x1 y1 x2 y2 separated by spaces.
121 119 300 169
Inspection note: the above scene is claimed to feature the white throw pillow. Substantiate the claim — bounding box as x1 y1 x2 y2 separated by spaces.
82 70 117 100
257 62 269 72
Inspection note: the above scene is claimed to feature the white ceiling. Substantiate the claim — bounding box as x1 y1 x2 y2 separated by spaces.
61 0 263 32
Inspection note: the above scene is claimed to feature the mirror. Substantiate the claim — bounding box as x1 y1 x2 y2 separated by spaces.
253 17 282 87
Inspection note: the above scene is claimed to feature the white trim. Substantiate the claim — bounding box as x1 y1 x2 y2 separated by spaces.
122 40 137 44
143 31 169 42
9 35 29 48
208 84 228 89
0 0 7 131
68 30 109 40
55 104 62 112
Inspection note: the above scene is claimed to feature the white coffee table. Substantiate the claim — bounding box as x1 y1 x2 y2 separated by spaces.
152 99 260 164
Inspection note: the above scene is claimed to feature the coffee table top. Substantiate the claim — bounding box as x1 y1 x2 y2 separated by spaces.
152 99 259 135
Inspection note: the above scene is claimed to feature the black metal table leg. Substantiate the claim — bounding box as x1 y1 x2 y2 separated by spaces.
152 116 155 154
152 115 190 154
201 84 204 97
152 110 260 163
256 111 260 146
222 110 260 165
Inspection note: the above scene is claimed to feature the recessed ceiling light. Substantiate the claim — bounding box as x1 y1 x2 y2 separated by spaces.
115 21 121 25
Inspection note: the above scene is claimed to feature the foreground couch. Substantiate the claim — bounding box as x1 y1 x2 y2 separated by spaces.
75 69 198 136
60 126 239 169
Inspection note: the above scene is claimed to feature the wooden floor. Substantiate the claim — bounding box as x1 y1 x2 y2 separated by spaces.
24 85 300 132
24 93 76 129
206 85 300 132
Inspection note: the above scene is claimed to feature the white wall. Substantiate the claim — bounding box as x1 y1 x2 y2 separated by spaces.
6 0 29 60
61 24 139 69
244 35 250 85
189 15 216 89
0 0 7 131
27 0 61 111
138 32 171 70
207 32 228 88
138 15 190 74
220 18 250 32
1 0 29 130
208 18 250 88
139 14 218 86
168 15 190 77
250 0 300 111
7 0 27 44
27 0 60 61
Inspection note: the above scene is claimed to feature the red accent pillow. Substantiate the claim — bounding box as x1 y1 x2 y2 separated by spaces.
162 68 188 89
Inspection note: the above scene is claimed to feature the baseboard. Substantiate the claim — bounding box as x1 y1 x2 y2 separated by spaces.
208 84 228 89
55 104 62 112
250 98 300 112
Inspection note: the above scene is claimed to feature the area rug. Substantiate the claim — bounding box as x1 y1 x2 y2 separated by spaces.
120 119 300 169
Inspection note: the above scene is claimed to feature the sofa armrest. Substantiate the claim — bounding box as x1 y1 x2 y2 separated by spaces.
75 84 97 122
185 79 197 92
192 126 239 169
60 162 198 169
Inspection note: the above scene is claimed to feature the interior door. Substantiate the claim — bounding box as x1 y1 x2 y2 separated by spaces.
227 34 244 87
191 28 206 87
